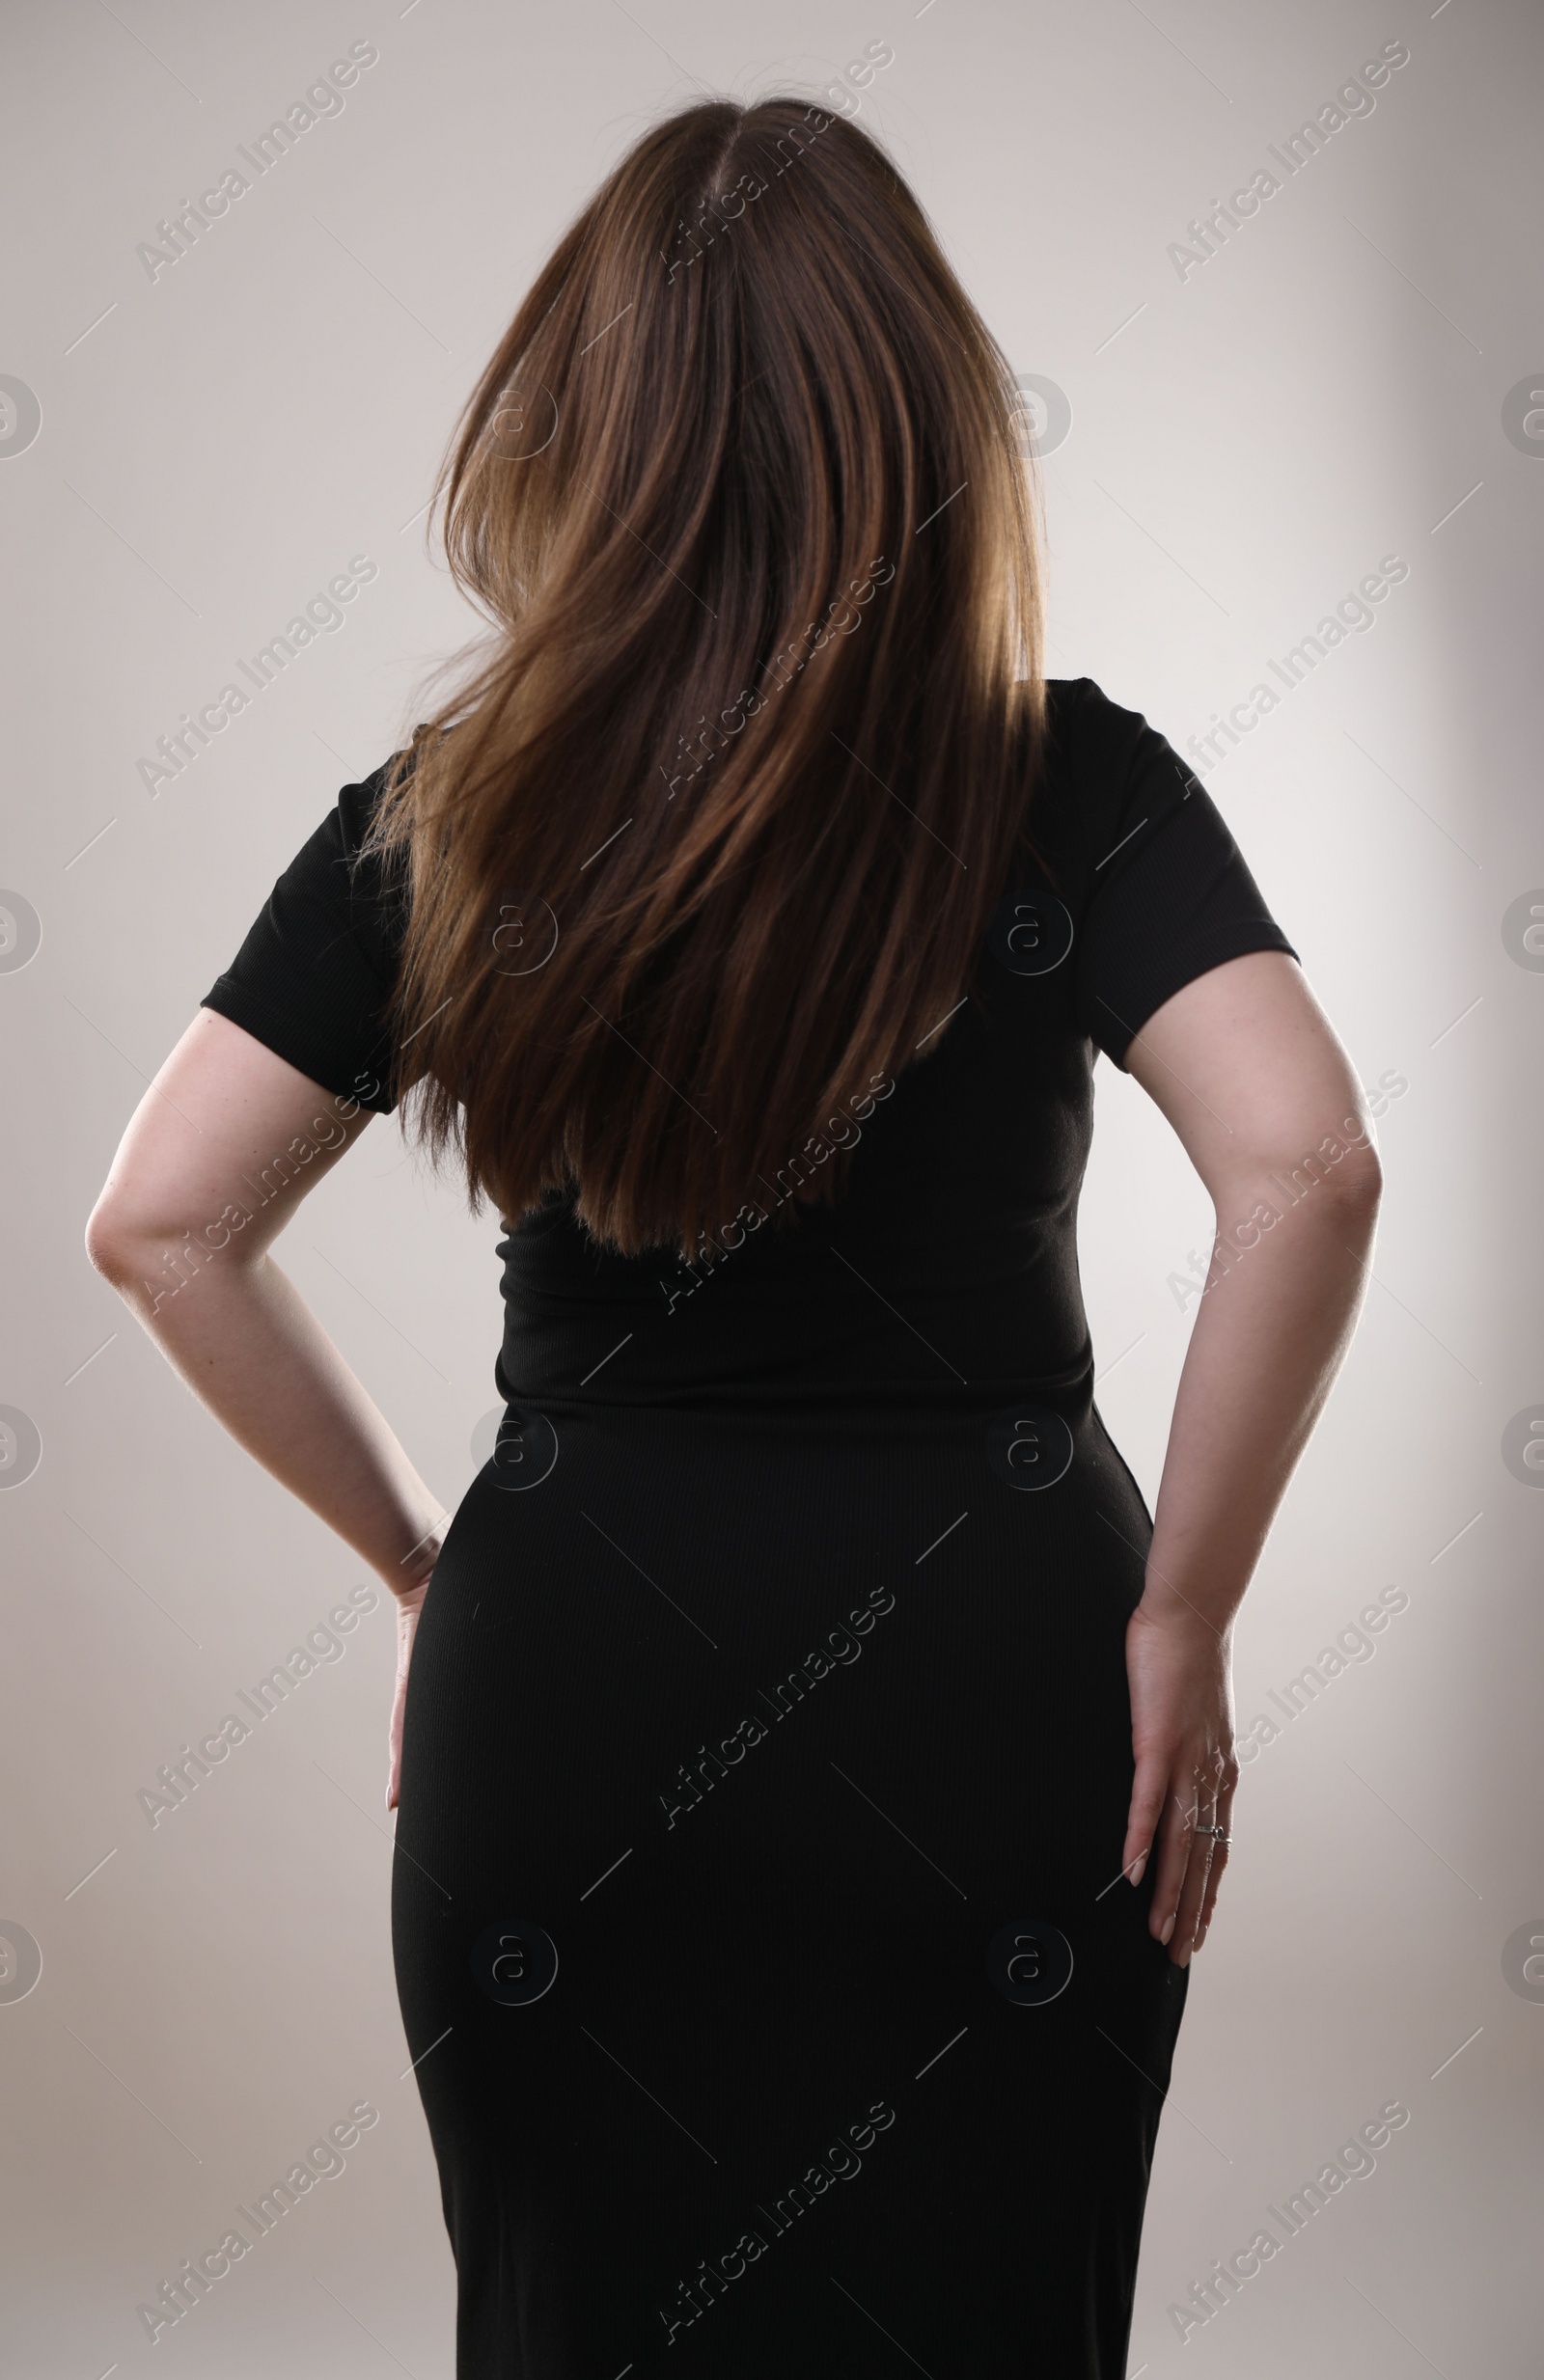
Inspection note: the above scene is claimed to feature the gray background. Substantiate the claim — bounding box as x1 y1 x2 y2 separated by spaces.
2 1 1540 2371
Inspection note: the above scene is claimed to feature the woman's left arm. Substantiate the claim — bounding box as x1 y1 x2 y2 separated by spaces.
85 1007 450 1800
1117 950 1383 1962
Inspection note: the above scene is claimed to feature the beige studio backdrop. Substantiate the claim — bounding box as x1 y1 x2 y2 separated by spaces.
2 1 1540 2373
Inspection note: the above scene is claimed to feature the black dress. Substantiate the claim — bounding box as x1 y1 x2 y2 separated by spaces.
202 677 1295 2379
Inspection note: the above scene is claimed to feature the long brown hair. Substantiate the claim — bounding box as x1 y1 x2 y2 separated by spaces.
364 92 1047 1262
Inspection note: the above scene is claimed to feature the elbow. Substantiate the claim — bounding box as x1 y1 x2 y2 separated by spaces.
85 1188 166 1287
1342 1145 1384 1248
1355 1143 1384 1214
1210 1135 1383 1247
1326 1137 1383 1222
1262 1138 1383 1238
86 1192 262 1287
84 1198 137 1285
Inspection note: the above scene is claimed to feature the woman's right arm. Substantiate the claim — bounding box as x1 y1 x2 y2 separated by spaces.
1117 949 1383 1964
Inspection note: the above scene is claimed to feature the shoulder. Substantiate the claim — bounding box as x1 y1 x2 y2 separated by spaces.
1041 675 1184 787
302 744 422 982
1032 677 1193 892
334 732 427 862
335 762 393 858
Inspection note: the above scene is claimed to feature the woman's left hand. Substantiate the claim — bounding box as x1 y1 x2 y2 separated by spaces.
1121 1600 1238 1967
386 1572 433 1811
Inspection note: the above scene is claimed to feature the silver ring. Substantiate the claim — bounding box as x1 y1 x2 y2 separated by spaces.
1196 1824 1229 1840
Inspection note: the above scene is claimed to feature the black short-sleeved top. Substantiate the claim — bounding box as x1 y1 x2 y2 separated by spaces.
202 678 1295 1421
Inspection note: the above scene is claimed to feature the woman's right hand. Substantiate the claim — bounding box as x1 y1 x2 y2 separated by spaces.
1121 1599 1238 1967
386 1572 433 1811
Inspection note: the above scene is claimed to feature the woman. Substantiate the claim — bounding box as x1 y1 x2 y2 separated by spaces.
86 95 1380 2380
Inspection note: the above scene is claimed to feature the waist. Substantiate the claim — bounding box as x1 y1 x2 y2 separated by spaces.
493 1327 1097 1437
493 1219 1096 1427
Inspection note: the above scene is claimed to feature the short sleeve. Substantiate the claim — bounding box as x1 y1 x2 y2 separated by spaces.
200 762 408 1113
1062 683 1298 1069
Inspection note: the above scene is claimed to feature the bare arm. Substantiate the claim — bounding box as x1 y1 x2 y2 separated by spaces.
85 1009 451 1800
1117 949 1382 1961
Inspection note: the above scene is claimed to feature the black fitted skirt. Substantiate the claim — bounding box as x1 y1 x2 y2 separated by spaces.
391 1396 1189 2378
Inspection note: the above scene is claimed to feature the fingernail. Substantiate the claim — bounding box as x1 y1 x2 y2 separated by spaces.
1159 1911 1175 1945
1175 1942 1192 1968
1128 1853 1146 1887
